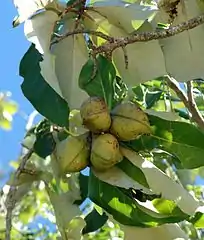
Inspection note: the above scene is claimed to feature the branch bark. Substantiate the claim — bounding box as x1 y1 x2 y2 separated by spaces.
166 77 204 130
95 13 204 54
186 81 204 129
5 149 33 240
53 12 204 54
52 29 113 45
52 8 204 129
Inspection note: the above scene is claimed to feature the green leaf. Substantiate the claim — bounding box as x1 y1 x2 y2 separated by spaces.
47 186 85 239
88 170 189 227
153 198 188 216
116 157 149 188
0 215 5 231
190 211 204 228
174 108 190 120
82 208 108 234
132 85 144 102
88 0 156 32
114 76 128 104
156 0 204 81
0 118 12 130
51 16 89 110
118 187 161 202
0 97 18 130
74 173 89 205
20 44 69 127
145 90 163 109
121 135 158 152
19 205 36 224
1 100 18 114
121 147 199 216
149 115 204 169
79 55 116 109
112 21 166 86
33 119 56 158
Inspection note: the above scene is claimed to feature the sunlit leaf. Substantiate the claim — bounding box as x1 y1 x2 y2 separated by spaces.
0 215 5 231
145 90 163 109
149 115 204 169
46 174 84 239
145 109 181 121
121 147 200 216
116 157 149 188
1 100 18 114
87 0 157 32
190 210 204 228
89 170 190 227
0 96 18 130
120 222 188 240
51 15 89 110
84 11 166 86
155 0 204 81
0 118 12 130
13 0 64 26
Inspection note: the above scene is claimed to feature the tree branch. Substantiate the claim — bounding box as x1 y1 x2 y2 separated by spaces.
52 12 204 54
5 149 33 240
95 13 204 54
166 76 204 130
52 29 113 45
186 81 204 129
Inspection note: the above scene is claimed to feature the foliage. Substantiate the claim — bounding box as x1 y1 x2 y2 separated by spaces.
1 0 204 239
0 92 18 130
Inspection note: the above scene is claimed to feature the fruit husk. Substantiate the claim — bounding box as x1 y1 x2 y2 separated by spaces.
80 97 111 133
91 133 123 171
55 133 90 174
110 101 152 141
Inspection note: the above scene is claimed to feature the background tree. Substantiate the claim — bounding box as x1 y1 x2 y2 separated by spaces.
1 0 204 239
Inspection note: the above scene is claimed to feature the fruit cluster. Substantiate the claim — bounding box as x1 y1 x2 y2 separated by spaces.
55 97 151 175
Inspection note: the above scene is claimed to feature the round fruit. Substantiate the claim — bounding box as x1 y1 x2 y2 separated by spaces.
80 97 111 133
110 102 151 141
91 133 123 171
55 133 90 174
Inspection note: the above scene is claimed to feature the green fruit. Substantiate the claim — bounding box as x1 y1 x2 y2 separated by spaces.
55 133 90 174
91 133 122 171
80 97 111 133
110 102 151 141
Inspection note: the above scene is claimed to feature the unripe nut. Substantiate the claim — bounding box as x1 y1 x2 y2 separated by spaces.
80 97 111 133
55 133 90 174
110 102 151 141
91 133 123 171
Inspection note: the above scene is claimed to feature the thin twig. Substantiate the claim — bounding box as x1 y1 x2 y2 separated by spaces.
166 76 188 104
186 81 204 129
5 149 33 240
59 0 86 18
166 76 204 130
52 29 113 45
74 0 86 29
121 46 128 69
94 13 204 54
51 12 204 56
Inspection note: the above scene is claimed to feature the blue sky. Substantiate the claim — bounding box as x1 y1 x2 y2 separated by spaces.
0 1 34 180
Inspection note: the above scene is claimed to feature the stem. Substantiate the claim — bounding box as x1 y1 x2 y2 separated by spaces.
5 149 34 240
186 81 204 129
93 13 204 54
166 76 204 130
52 29 113 45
